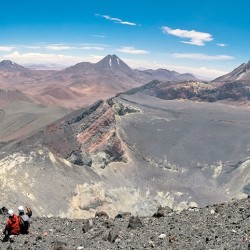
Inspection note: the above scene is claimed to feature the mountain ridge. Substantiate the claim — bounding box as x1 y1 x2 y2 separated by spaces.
0 54 198 82
61 54 197 80
213 60 250 82
0 60 30 73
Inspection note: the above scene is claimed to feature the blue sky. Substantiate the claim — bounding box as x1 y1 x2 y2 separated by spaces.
0 0 250 79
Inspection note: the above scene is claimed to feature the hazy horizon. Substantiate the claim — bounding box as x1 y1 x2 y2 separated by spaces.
0 0 249 80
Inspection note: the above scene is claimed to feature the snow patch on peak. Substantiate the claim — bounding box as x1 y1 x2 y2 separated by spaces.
117 58 120 65
109 58 112 67
236 72 245 80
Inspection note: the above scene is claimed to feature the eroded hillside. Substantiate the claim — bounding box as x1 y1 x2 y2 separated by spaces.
0 86 249 218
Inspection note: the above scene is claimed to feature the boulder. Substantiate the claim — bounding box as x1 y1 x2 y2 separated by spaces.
128 216 143 229
153 205 173 218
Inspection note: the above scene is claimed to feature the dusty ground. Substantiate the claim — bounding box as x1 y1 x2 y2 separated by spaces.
0 196 249 249
0 101 70 141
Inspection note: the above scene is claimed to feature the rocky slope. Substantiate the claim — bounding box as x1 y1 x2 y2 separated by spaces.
0 101 70 142
3 100 124 168
0 68 250 220
123 80 250 103
213 60 250 82
0 60 30 73
0 90 249 218
0 100 129 217
0 89 33 108
0 196 249 249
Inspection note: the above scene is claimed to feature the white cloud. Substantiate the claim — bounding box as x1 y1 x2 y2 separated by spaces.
88 54 104 60
45 45 72 50
217 43 227 47
91 34 106 38
102 15 121 22
96 14 138 26
116 46 149 54
162 26 213 46
119 21 136 25
44 44 105 51
173 53 234 60
22 45 42 49
79 46 104 50
1 51 100 66
0 46 15 52
0 44 106 52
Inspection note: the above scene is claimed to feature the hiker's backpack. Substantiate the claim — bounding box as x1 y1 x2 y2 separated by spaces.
19 214 30 234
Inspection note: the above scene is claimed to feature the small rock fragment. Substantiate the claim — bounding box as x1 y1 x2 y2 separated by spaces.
158 233 166 239
148 240 155 248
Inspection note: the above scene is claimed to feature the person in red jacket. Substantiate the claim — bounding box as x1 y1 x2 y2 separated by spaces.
2 209 20 241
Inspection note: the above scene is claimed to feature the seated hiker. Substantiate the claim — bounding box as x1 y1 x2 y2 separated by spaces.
2 209 20 240
18 205 32 218
17 206 32 234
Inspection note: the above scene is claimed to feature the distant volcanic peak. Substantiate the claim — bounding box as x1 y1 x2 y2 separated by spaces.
1 59 15 64
0 60 29 72
0 60 16 67
102 54 119 61
234 60 250 72
213 59 250 82
95 54 131 72
63 54 132 74
242 60 250 70
242 60 250 66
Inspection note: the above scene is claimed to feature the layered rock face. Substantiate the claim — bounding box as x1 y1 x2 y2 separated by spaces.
44 100 125 169
0 100 132 217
